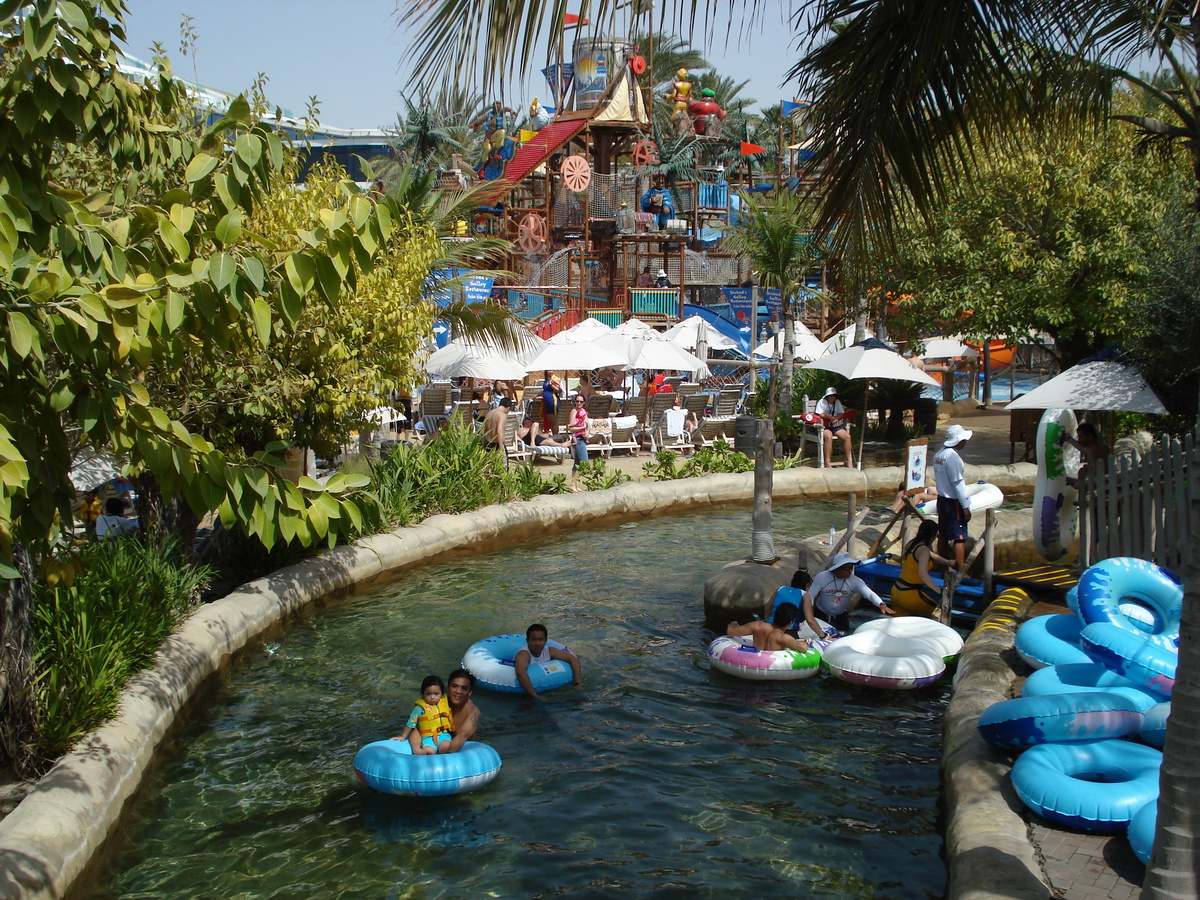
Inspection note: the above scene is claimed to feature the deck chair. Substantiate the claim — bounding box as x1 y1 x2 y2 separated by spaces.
500 411 529 462
606 415 640 456
693 416 734 450
623 395 648 425
681 393 708 417
647 392 676 423
676 383 701 400
712 388 743 418
418 384 450 419
650 406 694 454
525 396 544 422
586 394 615 418
795 395 825 466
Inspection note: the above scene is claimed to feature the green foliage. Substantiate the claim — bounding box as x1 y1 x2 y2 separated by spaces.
576 458 631 491
368 425 560 523
641 441 757 480
889 114 1184 368
31 538 209 760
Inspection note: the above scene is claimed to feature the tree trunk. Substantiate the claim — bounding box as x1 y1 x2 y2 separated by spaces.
0 544 36 775
1140 428 1200 899
780 314 795 415
750 368 777 563
134 472 203 559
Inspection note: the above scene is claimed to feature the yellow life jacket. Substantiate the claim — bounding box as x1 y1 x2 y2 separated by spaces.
416 696 454 740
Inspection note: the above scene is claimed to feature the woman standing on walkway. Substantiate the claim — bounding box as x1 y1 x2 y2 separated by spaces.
890 519 957 618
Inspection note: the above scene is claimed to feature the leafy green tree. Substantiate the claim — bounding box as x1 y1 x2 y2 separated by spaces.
0 0 450 772
888 114 1179 368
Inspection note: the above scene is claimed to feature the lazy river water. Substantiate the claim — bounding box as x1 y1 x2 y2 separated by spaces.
86 501 948 899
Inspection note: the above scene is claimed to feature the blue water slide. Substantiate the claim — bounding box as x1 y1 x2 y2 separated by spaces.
681 303 751 355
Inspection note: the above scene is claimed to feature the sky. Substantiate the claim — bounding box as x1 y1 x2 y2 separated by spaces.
120 0 808 130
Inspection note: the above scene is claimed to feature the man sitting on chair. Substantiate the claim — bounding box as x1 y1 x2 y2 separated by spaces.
816 386 854 468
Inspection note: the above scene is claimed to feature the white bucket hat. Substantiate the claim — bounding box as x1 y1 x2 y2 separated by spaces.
827 551 859 570
657 269 667 278
823 387 838 397
943 423 974 446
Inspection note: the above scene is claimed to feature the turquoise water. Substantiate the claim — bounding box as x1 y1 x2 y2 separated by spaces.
86 501 947 899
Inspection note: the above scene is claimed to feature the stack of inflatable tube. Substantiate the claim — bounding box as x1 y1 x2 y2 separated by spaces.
706 634 823 680
976 556 1181 852
462 634 574 693
1032 408 1080 562
353 740 502 796
822 629 946 689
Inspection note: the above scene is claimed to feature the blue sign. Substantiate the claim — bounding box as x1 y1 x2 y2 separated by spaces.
760 287 783 324
722 287 753 329
462 276 494 304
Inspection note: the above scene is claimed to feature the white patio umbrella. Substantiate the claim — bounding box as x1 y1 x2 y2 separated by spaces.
595 329 707 374
919 337 979 360
545 317 613 344
752 320 826 361
1006 361 1166 413
820 323 857 355
523 340 629 373
663 315 738 351
425 340 530 380
612 317 659 337
803 345 939 468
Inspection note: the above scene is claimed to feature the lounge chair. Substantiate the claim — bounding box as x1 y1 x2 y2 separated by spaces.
712 388 743 418
681 393 708 417
418 384 451 420
606 415 640 456
693 416 734 450
623 395 648 425
650 406 694 454
586 394 615 418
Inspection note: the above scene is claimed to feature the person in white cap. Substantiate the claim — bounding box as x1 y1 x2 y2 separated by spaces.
801 551 894 637
815 385 853 468
933 423 974 570
654 268 673 288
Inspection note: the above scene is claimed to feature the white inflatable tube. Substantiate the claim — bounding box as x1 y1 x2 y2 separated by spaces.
821 631 946 689
916 482 1004 517
854 617 964 662
1033 408 1080 561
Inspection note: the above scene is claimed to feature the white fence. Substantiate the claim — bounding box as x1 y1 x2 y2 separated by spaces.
1080 429 1196 570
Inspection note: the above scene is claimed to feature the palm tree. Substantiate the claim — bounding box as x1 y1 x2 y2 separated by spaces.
723 190 818 563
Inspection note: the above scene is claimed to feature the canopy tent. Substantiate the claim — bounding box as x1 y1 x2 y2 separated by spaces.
1006 361 1167 413
802 345 939 469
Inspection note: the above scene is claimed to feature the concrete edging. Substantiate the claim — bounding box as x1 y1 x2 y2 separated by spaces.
0 461 1037 900
943 589 1051 900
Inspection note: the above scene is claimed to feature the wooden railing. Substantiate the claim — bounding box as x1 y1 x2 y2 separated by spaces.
1079 428 1196 570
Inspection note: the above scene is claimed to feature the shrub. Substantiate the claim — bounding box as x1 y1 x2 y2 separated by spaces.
31 539 210 761
576 458 632 490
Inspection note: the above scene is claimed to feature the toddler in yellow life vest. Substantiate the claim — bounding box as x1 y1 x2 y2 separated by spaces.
406 675 454 755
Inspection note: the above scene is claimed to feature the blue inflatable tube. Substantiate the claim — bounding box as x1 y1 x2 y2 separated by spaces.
1080 621 1176 699
353 740 502 796
1076 558 1182 651
462 634 575 693
978 692 1143 749
1014 614 1091 669
1022 663 1161 713
1140 702 1170 749
1128 799 1157 865
1012 740 1162 833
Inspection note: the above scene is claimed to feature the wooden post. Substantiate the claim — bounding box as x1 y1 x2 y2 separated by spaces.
983 508 996 603
847 492 857 536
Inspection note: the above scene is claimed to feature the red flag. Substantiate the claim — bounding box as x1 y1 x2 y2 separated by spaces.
740 141 766 155
564 13 590 26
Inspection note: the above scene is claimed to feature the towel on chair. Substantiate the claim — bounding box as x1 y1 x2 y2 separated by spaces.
664 407 688 438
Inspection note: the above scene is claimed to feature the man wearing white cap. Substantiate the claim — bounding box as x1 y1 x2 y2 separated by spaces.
801 551 894 637
815 386 853 468
654 268 673 288
933 423 973 570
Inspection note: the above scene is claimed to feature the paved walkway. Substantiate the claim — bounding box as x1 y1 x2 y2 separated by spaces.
1032 821 1144 899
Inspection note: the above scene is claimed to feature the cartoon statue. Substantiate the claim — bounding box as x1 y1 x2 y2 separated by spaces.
666 68 692 130
640 174 675 229
472 101 517 173
528 97 552 132
688 88 726 136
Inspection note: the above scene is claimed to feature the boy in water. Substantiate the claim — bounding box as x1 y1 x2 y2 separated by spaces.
404 675 454 755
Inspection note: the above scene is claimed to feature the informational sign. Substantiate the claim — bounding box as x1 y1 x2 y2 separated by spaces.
462 276 494 304
905 439 929 493
760 287 783 324
722 286 753 328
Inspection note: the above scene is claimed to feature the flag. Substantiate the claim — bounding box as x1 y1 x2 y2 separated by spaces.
564 13 590 26
740 141 766 156
781 100 809 117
